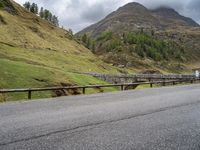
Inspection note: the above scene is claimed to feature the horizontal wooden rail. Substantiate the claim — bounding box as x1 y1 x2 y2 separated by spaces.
0 79 199 100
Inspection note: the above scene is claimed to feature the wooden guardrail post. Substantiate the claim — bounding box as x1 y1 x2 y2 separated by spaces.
194 79 197 83
28 89 32 100
150 83 153 88
163 80 166 86
121 85 124 91
82 87 86 94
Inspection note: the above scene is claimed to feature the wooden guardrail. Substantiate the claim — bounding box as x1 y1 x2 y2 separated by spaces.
0 79 199 100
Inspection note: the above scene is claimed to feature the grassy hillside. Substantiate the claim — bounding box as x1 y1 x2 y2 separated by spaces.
78 30 194 73
0 0 120 101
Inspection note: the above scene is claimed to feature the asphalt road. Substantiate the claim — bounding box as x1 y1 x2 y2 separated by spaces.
1 84 200 150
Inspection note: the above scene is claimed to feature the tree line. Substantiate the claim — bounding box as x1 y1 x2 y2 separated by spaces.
81 34 95 51
23 1 59 26
86 31 185 62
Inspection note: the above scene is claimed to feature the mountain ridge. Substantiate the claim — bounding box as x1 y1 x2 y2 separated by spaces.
151 7 199 27
76 2 200 73
77 2 199 38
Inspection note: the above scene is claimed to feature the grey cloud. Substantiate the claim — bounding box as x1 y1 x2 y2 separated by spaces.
187 0 200 10
81 3 105 22
176 0 200 23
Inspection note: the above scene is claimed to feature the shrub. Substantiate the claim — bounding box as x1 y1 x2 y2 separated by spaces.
97 31 113 41
146 48 162 61
106 39 121 52
0 2 4 9
135 44 145 58
125 33 137 44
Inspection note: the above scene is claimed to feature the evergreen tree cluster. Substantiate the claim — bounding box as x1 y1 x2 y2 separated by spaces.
81 34 96 51
23 1 59 26
92 31 185 62
123 32 185 61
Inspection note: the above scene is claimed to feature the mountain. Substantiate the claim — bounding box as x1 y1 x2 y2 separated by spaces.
151 7 199 28
0 0 119 101
78 2 199 38
77 2 200 73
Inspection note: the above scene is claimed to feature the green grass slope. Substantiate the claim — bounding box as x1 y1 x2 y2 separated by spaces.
0 0 119 101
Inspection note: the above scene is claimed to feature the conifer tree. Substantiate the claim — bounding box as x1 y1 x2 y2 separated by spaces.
52 15 59 26
23 2 30 10
30 3 36 13
39 7 44 18
48 12 52 22
44 9 49 20
35 4 38 14
69 29 73 36
86 37 91 49
23 2 59 27
82 34 87 44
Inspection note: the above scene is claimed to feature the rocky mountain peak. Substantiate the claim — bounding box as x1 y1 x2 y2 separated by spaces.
119 2 147 10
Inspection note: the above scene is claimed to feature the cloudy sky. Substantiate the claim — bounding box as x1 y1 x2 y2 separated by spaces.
14 0 200 32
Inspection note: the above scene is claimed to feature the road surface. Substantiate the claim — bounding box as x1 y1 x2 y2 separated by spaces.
1 84 200 150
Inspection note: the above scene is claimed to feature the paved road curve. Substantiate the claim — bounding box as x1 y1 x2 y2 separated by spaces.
1 84 200 150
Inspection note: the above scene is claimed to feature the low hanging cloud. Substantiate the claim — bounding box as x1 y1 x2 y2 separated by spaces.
14 0 200 32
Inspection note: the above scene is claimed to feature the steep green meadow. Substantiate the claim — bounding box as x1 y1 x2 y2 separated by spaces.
0 57 118 101
0 0 119 101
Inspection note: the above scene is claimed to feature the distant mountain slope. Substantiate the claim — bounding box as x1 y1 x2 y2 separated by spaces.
151 7 199 29
0 0 119 101
78 2 199 38
77 2 200 73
